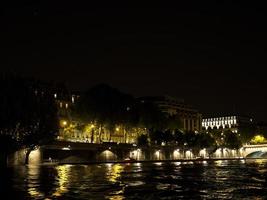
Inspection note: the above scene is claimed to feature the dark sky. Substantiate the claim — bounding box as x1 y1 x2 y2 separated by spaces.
1 1 267 121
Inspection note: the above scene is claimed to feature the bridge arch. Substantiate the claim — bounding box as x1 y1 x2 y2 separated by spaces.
246 151 267 158
242 145 267 158
96 150 118 162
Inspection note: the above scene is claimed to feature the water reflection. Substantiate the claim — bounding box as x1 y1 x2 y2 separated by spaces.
105 164 125 200
52 165 71 197
105 164 124 183
27 166 44 199
8 160 267 200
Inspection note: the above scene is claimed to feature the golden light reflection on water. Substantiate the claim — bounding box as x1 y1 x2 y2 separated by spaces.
109 195 125 200
133 162 142 167
52 165 71 197
254 159 266 165
13 160 267 200
215 160 222 166
106 164 124 183
154 162 163 166
27 166 44 199
202 161 208 166
214 160 228 166
27 165 72 199
105 164 125 200
28 188 44 199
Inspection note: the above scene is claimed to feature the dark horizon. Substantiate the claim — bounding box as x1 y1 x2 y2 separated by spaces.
1 1 267 121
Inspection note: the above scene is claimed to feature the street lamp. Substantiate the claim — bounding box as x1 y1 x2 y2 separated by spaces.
60 120 68 127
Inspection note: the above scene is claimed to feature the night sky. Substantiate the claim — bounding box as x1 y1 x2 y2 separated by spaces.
1 1 267 121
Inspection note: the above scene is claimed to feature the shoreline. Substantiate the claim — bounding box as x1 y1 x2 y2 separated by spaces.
41 157 267 166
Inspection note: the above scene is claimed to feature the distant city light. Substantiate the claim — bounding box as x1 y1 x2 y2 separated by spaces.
62 147 71 151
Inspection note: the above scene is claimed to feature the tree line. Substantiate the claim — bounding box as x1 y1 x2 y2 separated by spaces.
1 76 266 165
0 76 58 166
72 84 257 155
72 84 182 143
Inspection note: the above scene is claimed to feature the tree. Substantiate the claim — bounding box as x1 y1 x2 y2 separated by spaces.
0 135 18 167
224 130 242 150
173 129 185 146
75 84 135 142
198 132 216 149
208 127 223 146
250 135 266 144
137 134 149 146
238 125 257 144
181 131 217 156
165 115 183 131
0 76 59 165
135 101 166 131
256 122 267 139
163 130 174 144
149 130 164 145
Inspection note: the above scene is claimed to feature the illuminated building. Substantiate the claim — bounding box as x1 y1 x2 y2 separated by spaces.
139 96 202 132
202 115 254 133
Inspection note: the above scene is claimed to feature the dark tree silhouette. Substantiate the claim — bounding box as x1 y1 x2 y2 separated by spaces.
149 130 164 145
75 84 135 142
137 134 149 146
173 129 185 146
238 125 257 144
224 130 242 150
0 76 58 165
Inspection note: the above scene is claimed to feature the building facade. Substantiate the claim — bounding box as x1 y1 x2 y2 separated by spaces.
202 115 254 133
140 96 202 132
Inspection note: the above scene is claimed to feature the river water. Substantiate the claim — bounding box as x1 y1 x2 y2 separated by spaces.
1 160 267 200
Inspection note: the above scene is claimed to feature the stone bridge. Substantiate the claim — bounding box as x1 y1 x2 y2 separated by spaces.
33 143 267 164
241 144 267 158
8 142 267 166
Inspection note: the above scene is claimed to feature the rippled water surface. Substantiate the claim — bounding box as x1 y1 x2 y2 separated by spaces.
1 160 267 199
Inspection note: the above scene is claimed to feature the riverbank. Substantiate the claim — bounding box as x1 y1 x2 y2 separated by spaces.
42 157 260 166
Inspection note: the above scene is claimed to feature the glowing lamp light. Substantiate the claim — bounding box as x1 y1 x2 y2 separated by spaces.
60 120 68 127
